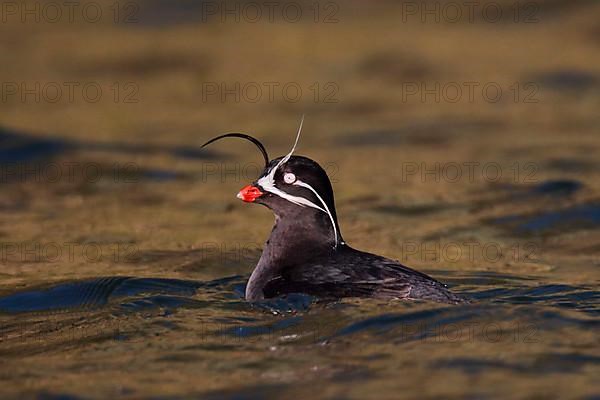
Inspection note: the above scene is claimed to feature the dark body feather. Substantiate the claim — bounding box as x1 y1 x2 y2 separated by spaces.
262 244 467 304
222 154 469 304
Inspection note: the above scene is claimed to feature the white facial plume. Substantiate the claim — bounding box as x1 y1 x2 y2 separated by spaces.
256 116 340 248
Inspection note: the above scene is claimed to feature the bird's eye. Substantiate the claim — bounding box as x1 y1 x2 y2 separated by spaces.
283 172 296 184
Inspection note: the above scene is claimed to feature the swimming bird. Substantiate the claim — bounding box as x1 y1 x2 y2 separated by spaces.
202 121 467 304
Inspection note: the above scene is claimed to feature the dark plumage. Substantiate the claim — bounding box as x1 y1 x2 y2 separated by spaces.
262 245 466 303
247 156 467 304
202 133 468 304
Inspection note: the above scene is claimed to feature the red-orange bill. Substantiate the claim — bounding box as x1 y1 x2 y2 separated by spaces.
237 185 263 202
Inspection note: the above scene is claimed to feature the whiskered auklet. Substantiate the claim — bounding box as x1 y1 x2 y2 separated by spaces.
202 120 467 304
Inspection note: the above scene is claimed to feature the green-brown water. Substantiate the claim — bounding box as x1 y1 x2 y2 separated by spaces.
1 1 599 398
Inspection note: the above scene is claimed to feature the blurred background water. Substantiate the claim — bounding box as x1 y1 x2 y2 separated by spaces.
0 0 599 399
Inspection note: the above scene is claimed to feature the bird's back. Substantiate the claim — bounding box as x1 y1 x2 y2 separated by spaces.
262 245 468 304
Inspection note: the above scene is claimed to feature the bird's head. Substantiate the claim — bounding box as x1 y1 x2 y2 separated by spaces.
202 119 341 248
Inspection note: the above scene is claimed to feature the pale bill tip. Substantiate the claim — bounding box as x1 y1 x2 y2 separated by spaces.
236 191 243 200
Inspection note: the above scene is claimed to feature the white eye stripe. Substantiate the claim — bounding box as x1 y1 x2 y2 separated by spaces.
264 185 325 212
284 173 296 184
254 115 339 248
293 179 338 247
257 174 339 248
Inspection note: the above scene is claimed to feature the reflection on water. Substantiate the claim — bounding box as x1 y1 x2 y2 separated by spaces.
0 277 201 313
534 69 598 92
1 270 598 398
1 164 599 399
2 0 600 397
531 180 583 197
493 203 600 236
1 143 599 399
0 126 221 165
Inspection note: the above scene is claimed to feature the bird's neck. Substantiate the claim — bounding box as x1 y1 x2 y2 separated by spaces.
245 211 341 301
